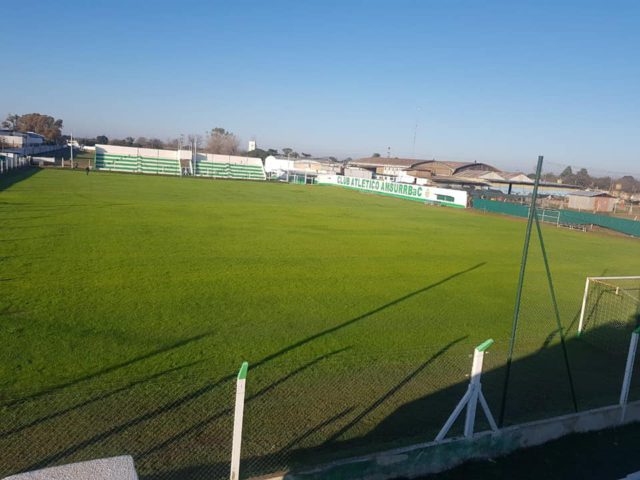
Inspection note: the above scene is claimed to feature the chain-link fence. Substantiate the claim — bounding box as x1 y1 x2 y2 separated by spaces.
4 319 640 479
1 362 235 479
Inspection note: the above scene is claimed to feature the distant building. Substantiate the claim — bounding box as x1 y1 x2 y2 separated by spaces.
343 166 373 179
263 155 341 178
264 155 294 173
0 130 45 148
409 160 499 177
567 191 616 213
248 140 256 152
350 157 419 178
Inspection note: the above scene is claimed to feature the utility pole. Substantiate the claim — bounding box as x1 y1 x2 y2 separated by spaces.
70 132 74 168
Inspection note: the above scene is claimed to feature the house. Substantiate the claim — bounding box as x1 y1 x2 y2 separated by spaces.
567 191 617 213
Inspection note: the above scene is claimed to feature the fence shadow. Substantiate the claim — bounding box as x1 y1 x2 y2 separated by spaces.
4 331 214 407
132 322 638 480
0 167 41 192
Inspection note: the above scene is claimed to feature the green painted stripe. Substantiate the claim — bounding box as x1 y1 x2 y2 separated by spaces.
238 361 248 380
476 339 494 352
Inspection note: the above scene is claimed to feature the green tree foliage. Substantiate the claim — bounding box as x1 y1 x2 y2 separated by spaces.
560 166 573 178
575 168 591 188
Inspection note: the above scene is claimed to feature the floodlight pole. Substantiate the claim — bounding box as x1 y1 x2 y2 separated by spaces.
499 155 544 427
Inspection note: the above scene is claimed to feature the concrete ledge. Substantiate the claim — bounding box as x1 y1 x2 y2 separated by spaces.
3 455 138 480
255 401 640 480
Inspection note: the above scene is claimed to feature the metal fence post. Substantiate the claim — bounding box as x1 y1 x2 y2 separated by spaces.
436 339 497 441
620 328 640 422
230 362 248 480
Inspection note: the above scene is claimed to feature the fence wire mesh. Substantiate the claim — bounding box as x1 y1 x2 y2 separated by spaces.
0 363 235 480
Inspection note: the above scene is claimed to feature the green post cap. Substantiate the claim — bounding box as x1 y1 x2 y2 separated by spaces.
238 361 248 380
634 326 640 335
476 339 494 352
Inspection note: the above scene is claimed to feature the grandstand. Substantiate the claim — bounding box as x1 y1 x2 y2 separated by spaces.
194 153 266 180
94 145 267 181
94 145 186 175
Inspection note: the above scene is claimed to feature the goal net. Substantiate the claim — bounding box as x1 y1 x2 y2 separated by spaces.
578 276 640 337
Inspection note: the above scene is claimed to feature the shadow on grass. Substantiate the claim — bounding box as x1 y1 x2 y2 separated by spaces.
23 348 351 472
131 323 638 480
251 263 486 371
324 336 467 443
135 347 352 461
4 332 214 408
5 264 486 476
0 167 41 192
0 360 206 438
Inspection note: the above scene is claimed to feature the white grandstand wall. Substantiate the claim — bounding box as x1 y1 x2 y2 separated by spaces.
197 153 263 166
194 153 266 180
95 145 191 160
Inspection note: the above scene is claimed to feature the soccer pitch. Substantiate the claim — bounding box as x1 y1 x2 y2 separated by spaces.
2 168 640 478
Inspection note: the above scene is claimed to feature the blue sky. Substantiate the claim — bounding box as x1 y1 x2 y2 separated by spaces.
3 0 639 172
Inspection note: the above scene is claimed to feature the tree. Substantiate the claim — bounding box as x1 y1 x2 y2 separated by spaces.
124 136 135 146
245 148 269 159
617 176 639 193
148 138 164 149
7 113 64 143
187 134 205 150
2 113 20 130
560 166 573 178
282 147 293 158
96 135 109 145
77 137 96 146
372 152 381 158
134 137 148 147
575 168 591 188
207 127 239 155
593 176 613 190
301 152 312 158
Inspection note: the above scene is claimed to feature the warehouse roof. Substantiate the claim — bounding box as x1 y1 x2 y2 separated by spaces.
351 157 424 168
567 191 614 198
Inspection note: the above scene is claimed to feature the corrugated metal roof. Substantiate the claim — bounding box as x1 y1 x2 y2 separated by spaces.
351 157 425 168
567 191 613 197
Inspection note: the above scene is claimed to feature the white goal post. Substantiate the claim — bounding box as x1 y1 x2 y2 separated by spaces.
577 276 640 335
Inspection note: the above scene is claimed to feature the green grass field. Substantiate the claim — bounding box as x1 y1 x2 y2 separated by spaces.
1 168 640 479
